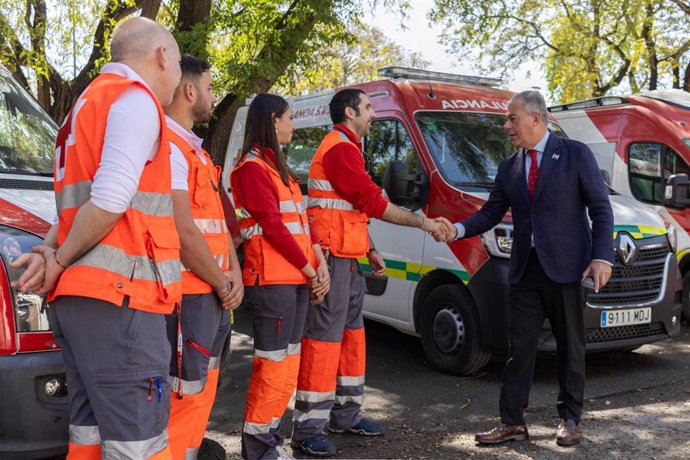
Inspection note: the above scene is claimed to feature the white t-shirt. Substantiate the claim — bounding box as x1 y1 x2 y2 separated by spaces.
167 116 207 192
89 63 160 213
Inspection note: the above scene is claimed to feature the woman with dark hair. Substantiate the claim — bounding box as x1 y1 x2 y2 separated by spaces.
230 93 329 460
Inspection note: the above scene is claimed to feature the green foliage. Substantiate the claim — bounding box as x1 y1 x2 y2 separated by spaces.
275 23 430 95
431 0 690 101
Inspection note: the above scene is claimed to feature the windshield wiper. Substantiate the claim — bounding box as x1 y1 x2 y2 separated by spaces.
456 181 495 188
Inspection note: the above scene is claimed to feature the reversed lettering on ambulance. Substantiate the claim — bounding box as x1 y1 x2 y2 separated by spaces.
441 99 508 111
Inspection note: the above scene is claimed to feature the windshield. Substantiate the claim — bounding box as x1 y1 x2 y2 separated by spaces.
0 66 56 175
414 111 515 190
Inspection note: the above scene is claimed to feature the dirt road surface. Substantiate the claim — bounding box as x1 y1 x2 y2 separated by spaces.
202 311 690 459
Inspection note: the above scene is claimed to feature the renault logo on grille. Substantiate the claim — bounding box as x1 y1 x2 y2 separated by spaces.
617 233 637 265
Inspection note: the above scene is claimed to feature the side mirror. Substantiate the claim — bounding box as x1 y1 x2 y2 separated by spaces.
664 173 690 209
382 160 429 212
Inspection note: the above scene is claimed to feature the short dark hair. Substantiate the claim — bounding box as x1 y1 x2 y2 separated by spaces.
329 88 366 124
180 54 211 82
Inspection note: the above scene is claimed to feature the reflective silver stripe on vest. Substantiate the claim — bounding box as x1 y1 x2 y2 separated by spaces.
171 376 206 395
130 191 173 216
194 218 228 234
73 244 181 285
307 197 355 211
69 424 101 445
307 178 334 192
185 447 200 460
293 408 332 423
181 253 225 272
56 180 93 214
287 342 301 355
243 417 281 435
254 347 288 362
239 221 307 241
296 390 335 403
336 375 365 387
102 429 168 460
279 200 299 213
208 356 221 370
335 394 364 406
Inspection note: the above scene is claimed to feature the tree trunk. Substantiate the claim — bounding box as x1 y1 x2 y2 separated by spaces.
175 0 212 57
684 62 690 92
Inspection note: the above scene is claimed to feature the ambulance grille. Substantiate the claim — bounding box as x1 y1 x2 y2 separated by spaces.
586 322 665 343
0 178 53 190
586 237 670 307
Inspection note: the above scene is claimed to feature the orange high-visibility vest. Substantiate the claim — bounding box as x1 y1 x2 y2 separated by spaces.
230 149 316 286
307 130 369 258
51 72 181 314
169 129 230 294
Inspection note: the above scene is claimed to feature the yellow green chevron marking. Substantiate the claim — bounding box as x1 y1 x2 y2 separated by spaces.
357 257 470 284
613 225 666 239
677 248 690 261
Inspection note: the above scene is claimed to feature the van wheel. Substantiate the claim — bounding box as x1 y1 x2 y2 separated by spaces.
682 272 690 320
420 285 490 375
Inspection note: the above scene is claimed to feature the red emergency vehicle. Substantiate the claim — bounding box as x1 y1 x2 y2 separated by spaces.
550 90 690 318
223 67 682 375
0 64 68 458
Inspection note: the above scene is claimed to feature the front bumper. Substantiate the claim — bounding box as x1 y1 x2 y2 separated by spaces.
539 253 683 352
0 350 68 459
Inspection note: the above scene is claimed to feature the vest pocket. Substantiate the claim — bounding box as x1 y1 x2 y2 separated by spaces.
146 224 181 301
335 213 369 256
193 167 211 207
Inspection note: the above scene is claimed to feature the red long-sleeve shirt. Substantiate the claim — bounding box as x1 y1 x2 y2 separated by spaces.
231 147 316 271
322 125 388 219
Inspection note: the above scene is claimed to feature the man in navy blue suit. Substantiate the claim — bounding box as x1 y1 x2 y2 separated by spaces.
440 90 614 447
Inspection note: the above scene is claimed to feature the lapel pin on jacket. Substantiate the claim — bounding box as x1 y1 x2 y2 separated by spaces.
552 153 560 160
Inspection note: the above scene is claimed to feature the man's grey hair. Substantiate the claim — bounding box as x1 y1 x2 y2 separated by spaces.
513 90 548 125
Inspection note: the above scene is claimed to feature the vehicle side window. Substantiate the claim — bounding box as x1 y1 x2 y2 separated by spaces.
285 125 331 194
364 119 419 191
628 142 690 203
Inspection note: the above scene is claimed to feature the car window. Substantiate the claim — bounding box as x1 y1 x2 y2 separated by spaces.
285 125 330 194
628 142 690 203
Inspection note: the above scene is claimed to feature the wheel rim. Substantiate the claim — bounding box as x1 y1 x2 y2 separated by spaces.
432 305 465 353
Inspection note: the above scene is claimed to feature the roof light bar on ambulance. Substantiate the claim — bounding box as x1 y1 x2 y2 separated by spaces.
549 96 629 112
378 66 502 87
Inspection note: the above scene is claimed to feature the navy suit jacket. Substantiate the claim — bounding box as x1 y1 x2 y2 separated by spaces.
462 134 614 284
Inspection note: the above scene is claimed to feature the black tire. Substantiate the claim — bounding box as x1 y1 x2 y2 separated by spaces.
682 271 690 320
419 284 491 375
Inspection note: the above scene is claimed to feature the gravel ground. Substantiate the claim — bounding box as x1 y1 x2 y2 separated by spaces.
202 311 690 459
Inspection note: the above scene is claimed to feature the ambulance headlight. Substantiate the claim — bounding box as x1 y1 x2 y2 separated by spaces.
0 230 50 332
666 222 677 252
481 223 513 259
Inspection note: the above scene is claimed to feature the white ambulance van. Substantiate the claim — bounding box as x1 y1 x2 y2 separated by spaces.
549 92 690 318
0 64 68 457
221 67 682 375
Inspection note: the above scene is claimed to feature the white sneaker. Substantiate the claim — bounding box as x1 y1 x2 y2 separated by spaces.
275 445 294 460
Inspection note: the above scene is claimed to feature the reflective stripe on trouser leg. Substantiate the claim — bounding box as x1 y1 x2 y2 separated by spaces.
188 309 231 457
242 284 307 460
292 338 341 440
330 327 366 430
165 294 222 460
50 296 171 460
49 305 102 459
292 257 356 440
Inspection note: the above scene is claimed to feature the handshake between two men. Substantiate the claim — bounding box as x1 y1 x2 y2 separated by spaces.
421 216 458 243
